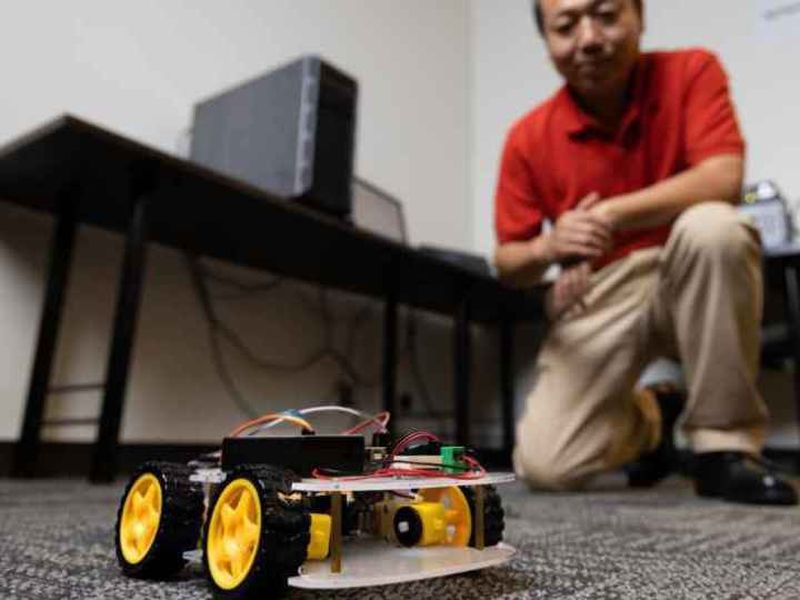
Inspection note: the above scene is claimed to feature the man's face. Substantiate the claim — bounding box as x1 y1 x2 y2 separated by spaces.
539 0 643 99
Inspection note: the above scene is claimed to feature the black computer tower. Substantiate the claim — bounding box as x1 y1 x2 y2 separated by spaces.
190 55 358 218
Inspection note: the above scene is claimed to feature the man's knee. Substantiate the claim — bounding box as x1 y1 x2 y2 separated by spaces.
672 201 761 265
518 459 588 492
514 437 589 492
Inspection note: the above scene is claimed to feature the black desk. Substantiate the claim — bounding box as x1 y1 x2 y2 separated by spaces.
763 244 800 436
0 115 541 481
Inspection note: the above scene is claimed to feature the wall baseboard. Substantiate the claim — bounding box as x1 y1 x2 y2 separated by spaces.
0 441 217 479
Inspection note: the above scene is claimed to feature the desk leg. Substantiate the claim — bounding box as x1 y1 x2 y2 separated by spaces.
455 297 472 446
11 187 79 477
382 295 398 439
90 195 149 482
500 313 515 461
783 263 800 447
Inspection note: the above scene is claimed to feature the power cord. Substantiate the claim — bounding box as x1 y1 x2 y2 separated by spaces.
186 255 332 418
338 297 445 430
200 267 283 300
187 255 331 372
185 253 444 426
403 309 444 428
186 254 263 417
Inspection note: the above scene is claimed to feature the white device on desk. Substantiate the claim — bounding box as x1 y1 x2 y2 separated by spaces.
352 178 408 244
739 180 793 249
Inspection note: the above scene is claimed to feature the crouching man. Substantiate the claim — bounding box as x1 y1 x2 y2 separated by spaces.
494 0 796 505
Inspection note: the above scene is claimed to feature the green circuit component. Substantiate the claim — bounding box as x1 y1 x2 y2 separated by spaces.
440 446 466 474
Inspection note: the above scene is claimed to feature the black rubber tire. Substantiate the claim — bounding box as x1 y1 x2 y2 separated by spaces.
115 461 205 579
462 485 505 547
203 465 310 599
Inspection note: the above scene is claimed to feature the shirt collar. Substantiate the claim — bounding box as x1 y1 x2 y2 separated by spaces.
559 54 655 142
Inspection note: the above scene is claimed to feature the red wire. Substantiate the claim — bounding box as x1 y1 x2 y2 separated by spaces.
343 411 391 435
311 428 486 481
311 455 486 481
390 431 440 457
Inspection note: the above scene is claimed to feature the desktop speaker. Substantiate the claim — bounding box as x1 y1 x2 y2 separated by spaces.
190 55 358 219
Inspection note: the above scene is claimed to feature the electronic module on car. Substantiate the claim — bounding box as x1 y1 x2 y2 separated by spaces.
221 434 365 476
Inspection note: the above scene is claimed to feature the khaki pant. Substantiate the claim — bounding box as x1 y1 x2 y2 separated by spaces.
513 202 768 491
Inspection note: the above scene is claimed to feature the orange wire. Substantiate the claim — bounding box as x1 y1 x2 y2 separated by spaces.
229 413 314 438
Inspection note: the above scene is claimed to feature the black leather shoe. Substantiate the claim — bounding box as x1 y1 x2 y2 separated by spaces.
692 451 798 506
625 385 685 488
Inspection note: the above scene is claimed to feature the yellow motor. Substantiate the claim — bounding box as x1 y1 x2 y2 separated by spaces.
307 513 332 560
393 486 473 547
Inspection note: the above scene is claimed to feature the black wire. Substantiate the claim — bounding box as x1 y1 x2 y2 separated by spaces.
215 323 330 372
403 308 447 431
187 255 331 372
328 347 379 388
202 268 284 298
186 254 262 418
185 254 383 419
316 287 382 389
318 287 334 349
209 330 258 417
186 255 344 424
345 303 375 359
336 299 446 425
185 253 444 425
337 298 442 408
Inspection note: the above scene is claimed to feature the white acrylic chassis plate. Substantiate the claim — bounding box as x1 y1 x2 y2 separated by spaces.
289 472 516 589
190 470 515 490
288 539 516 590
291 472 515 492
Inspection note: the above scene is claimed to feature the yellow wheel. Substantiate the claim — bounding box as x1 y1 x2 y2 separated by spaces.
203 466 310 599
119 473 161 564
206 479 262 590
419 485 473 546
115 462 204 579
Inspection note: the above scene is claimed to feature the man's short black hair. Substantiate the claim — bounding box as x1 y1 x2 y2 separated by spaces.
532 0 643 35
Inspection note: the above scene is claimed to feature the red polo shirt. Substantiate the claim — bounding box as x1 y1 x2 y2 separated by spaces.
494 48 746 268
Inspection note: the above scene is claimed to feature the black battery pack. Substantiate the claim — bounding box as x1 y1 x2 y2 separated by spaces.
221 435 365 477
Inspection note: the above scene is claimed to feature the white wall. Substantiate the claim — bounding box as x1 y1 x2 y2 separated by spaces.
469 0 558 259
469 0 800 446
0 1 509 445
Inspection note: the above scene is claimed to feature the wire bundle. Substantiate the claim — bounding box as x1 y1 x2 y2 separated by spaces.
389 430 440 458
215 409 487 481
229 406 389 438
312 429 487 481
311 455 485 481
228 412 316 438
185 253 442 430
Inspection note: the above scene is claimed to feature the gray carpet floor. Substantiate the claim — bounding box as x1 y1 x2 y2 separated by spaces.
1 476 799 599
